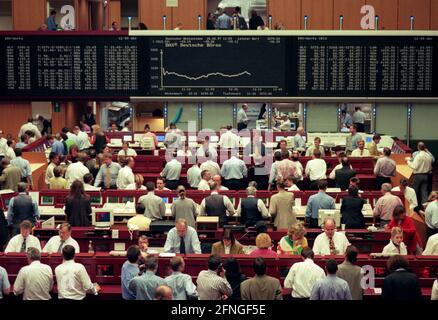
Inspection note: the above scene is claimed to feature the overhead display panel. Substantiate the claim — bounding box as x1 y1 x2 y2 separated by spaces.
0 31 437 101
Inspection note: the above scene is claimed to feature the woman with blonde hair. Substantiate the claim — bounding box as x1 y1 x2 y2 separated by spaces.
249 233 278 258
382 227 407 255
90 124 109 154
277 222 308 255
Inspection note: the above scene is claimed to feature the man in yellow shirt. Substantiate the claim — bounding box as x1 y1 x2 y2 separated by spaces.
367 134 381 158
127 203 152 231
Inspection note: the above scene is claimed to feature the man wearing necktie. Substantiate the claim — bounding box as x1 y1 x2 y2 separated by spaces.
179 236 186 254
42 223 80 254
95 153 121 189
163 219 202 254
5 220 42 253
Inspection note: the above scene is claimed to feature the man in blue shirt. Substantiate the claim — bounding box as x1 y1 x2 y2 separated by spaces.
47 10 57 31
129 256 166 300
164 218 201 254
305 180 335 228
310 259 352 300
11 149 33 187
165 256 198 300
121 245 140 300
51 134 65 156
215 9 232 29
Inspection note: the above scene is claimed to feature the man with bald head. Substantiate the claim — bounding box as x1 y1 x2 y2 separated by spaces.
408 142 433 205
164 218 201 254
212 174 229 190
312 218 351 255
373 183 403 227
294 127 306 149
154 285 173 300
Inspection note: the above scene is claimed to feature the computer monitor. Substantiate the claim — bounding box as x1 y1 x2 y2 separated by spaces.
157 135 165 142
41 195 54 206
122 196 134 203
290 122 297 131
275 136 284 142
318 209 341 228
4 198 11 208
161 197 169 204
90 195 102 206
92 209 114 228
107 196 119 204
365 136 373 143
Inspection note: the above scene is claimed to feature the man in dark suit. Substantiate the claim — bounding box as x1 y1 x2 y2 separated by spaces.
382 255 422 300
334 157 356 190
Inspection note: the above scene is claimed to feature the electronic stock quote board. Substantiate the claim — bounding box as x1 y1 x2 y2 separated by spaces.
1 31 437 101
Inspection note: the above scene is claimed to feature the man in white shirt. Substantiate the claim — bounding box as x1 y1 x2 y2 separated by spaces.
351 139 370 157
352 107 366 132
13 247 53 300
55 245 101 300
18 118 41 140
5 140 16 160
408 142 434 205
284 248 325 299
221 155 248 190
199 151 221 177
5 220 41 253
118 142 137 160
313 218 351 255
116 157 135 189
65 153 90 185
423 233 438 255
121 120 132 132
198 170 211 191
0 131 8 158
237 104 249 131
160 153 182 190
83 173 101 191
218 125 239 149
72 126 91 151
329 152 351 180
196 137 218 161
305 149 327 190
42 223 80 254
187 161 202 189
392 178 418 210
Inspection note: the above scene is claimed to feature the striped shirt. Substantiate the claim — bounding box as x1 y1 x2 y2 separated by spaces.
196 270 232 300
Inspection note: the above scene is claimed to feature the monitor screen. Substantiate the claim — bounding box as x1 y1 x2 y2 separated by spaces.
157 135 165 142
90 196 102 205
290 122 297 131
41 196 54 205
161 197 169 204
4 198 10 208
95 211 111 223
107 197 119 203
365 136 373 143
122 197 134 203
275 136 285 142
